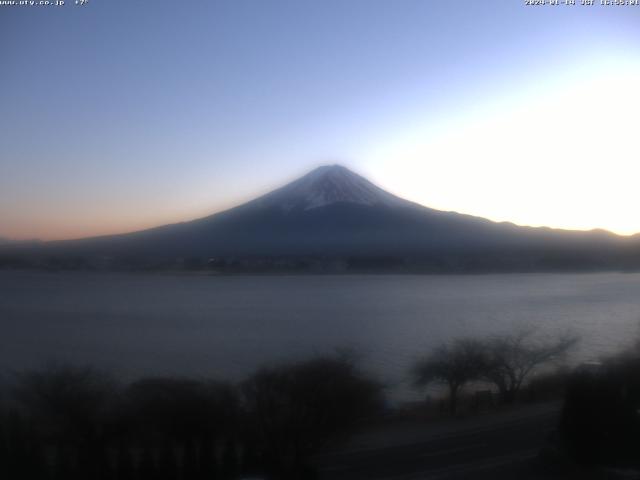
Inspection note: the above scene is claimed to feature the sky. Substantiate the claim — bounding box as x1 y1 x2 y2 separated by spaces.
1 0 639 240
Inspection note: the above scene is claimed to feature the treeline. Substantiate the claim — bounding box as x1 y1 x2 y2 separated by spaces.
4 331 637 478
0 332 579 480
0 355 382 480
558 341 640 470
3 250 638 274
0 253 408 274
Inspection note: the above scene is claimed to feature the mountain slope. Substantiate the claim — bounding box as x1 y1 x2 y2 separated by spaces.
2 165 638 272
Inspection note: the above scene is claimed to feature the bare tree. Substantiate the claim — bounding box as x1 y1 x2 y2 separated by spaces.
483 331 578 404
242 355 382 479
13 365 116 443
12 365 117 478
123 377 237 442
412 339 487 415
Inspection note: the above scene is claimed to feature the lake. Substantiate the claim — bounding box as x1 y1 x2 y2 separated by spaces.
1 271 639 401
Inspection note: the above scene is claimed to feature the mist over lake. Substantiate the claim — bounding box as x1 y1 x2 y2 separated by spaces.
2 271 639 401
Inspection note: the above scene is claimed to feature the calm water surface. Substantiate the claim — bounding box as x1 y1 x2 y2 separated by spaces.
2 271 640 400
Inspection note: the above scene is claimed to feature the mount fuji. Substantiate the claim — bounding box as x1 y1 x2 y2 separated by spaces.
2 165 637 272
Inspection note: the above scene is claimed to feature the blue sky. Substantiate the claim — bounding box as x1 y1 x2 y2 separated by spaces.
2 0 639 239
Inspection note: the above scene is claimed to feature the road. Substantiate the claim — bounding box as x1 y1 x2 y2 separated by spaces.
314 402 562 480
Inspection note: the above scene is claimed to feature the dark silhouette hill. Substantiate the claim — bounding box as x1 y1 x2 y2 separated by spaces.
3 165 640 272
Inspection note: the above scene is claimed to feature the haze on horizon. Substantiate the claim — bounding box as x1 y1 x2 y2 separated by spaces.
1 0 639 241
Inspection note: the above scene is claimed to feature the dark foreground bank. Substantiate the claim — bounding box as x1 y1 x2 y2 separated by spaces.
0 355 381 480
1 347 640 480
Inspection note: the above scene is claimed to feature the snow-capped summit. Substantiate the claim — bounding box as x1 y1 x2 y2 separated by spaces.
251 164 411 212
